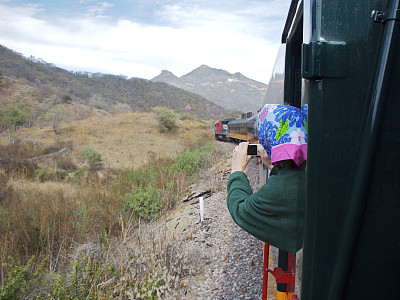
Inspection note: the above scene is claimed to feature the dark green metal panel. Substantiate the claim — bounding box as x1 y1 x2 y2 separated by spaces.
302 41 347 78
343 47 400 298
301 0 400 298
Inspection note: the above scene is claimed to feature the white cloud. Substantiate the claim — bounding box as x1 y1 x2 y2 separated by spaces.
85 2 114 18
0 1 289 83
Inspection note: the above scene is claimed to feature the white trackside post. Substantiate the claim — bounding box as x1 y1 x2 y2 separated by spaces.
199 197 204 222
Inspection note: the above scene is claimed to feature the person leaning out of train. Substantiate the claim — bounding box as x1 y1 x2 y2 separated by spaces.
227 104 308 254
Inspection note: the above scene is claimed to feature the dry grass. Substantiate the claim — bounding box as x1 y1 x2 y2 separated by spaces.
1 112 209 170
0 112 215 297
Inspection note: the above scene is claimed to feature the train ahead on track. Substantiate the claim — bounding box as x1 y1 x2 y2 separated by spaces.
214 113 258 144
217 0 400 299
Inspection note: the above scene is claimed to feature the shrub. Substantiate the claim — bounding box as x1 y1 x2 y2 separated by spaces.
122 166 165 220
50 245 105 299
121 144 215 221
0 256 48 299
139 272 165 300
80 147 102 169
121 184 163 221
34 167 52 182
0 252 108 299
61 94 72 103
180 113 194 121
152 107 178 132
110 103 132 113
172 143 214 176
34 167 68 182
0 105 30 129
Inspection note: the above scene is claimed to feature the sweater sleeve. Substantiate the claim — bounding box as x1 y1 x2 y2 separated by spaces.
227 171 254 199
226 169 300 253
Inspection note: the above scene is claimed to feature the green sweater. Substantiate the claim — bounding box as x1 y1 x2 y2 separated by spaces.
227 165 305 254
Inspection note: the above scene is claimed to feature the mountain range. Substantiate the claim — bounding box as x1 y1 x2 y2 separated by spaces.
152 65 268 113
0 44 268 128
0 45 229 123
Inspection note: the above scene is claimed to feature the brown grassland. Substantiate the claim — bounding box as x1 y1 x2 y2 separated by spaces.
1 112 201 169
0 112 217 298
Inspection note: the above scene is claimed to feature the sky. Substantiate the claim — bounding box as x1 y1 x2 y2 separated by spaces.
0 0 291 84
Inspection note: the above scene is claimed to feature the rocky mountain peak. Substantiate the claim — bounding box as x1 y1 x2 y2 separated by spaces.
151 65 268 112
152 69 186 89
160 70 175 75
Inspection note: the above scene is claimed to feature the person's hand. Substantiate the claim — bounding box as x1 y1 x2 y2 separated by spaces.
231 142 252 173
257 144 274 170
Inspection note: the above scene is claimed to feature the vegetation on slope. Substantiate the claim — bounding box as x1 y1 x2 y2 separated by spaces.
0 44 229 132
0 43 235 299
0 111 219 299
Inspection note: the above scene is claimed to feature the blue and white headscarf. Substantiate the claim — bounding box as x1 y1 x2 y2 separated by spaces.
258 104 308 167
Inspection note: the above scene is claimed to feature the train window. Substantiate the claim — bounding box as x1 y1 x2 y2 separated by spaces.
283 1 303 108
264 45 286 105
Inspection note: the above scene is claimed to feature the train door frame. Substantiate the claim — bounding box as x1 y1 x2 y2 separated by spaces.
283 0 304 109
265 1 305 299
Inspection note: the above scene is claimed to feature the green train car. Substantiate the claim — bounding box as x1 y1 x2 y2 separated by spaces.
268 0 400 298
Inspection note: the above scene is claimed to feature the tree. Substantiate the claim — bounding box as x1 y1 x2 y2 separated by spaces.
39 105 70 134
0 105 30 130
152 106 178 132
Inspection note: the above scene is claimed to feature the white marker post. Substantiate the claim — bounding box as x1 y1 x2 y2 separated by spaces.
199 197 204 222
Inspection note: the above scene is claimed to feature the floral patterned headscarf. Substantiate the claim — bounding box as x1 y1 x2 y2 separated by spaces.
258 104 308 167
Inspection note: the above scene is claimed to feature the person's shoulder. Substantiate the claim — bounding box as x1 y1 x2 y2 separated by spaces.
274 165 305 177
263 167 305 191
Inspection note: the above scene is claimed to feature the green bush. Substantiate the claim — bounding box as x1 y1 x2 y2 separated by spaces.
121 184 163 221
0 253 109 299
35 167 52 182
139 272 165 300
122 166 165 220
0 105 30 128
35 167 68 182
80 147 102 169
121 144 215 221
0 256 48 300
172 143 214 176
152 106 178 132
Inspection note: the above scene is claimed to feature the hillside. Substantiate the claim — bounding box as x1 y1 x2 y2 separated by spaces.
0 109 220 298
0 45 228 126
152 65 268 113
0 122 275 298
